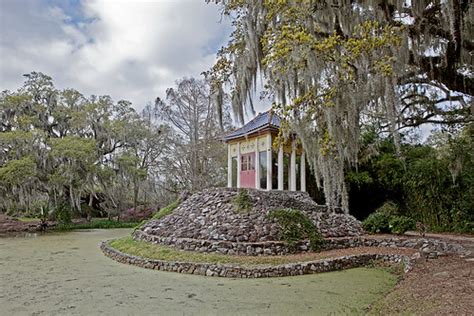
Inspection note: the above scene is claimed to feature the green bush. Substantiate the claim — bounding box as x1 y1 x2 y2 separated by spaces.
269 208 324 251
363 201 404 234
348 126 473 233
362 212 391 233
376 201 399 216
153 200 179 220
232 189 252 213
450 207 473 233
363 202 416 235
389 215 415 235
54 203 71 224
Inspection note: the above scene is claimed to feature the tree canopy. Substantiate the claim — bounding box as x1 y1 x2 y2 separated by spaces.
0 73 228 220
155 77 232 191
209 0 473 211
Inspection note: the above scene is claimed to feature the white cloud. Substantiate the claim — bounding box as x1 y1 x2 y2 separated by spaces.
0 0 231 110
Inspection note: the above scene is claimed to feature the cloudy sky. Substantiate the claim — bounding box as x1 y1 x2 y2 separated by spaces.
0 0 233 111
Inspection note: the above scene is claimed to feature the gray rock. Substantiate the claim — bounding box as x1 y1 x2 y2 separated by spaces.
433 271 449 278
136 188 364 245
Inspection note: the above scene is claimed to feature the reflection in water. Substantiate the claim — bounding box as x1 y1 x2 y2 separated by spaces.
0 232 39 238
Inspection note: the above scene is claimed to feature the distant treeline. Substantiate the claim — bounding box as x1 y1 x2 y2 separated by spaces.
0 72 229 221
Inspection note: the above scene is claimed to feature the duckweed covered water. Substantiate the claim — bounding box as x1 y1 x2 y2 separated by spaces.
0 229 397 315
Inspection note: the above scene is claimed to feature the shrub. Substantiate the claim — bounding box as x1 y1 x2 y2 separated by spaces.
54 203 71 224
232 189 252 213
153 200 179 220
269 208 324 251
389 216 415 235
450 207 474 233
376 201 399 216
363 201 401 234
362 212 391 233
364 208 416 235
121 206 154 222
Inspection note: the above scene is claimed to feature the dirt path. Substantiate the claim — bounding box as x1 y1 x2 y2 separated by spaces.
405 231 474 259
369 232 474 315
1 229 397 316
369 255 474 315
405 231 474 242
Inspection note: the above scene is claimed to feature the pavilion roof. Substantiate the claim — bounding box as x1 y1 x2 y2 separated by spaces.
223 110 280 142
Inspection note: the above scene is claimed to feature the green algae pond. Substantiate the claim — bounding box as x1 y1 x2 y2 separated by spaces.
0 229 397 315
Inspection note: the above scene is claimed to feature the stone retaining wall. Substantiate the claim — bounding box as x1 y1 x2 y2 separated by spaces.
137 188 364 247
100 241 414 278
323 235 468 257
134 230 468 257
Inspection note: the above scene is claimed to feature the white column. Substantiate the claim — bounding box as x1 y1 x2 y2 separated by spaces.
237 142 241 188
227 144 232 188
278 145 284 190
300 151 306 192
290 139 296 191
288 158 291 190
255 138 260 189
266 134 272 190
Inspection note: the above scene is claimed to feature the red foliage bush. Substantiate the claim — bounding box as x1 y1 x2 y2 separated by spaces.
121 206 155 222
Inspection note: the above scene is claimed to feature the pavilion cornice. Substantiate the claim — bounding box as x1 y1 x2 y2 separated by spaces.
224 127 279 144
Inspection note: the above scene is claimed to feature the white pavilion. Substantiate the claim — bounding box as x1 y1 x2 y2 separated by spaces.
223 110 306 192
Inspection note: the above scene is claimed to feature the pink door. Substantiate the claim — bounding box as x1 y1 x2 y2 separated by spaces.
240 152 256 188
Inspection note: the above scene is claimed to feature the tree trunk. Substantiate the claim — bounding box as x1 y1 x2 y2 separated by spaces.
87 193 93 222
133 180 139 210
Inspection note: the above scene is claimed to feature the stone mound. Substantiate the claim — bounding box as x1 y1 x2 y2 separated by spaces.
135 188 363 249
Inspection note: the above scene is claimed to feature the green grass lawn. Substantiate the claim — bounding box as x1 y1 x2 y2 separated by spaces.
55 219 139 231
152 200 179 220
108 236 402 267
109 236 320 266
